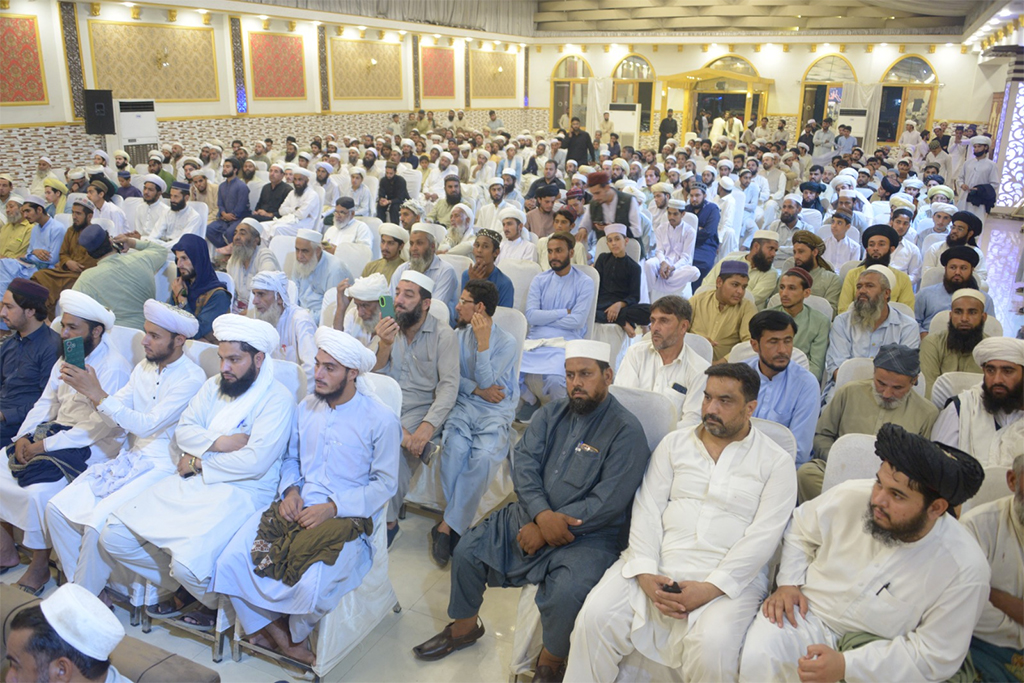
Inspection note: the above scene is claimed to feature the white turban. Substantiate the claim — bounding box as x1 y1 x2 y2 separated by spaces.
400 270 435 295
452 202 475 224
604 223 627 237
497 206 527 225
970 135 992 146
651 182 673 194
251 270 291 307
865 264 896 290
667 198 687 210
296 228 322 244
752 230 780 242
930 202 956 216
838 189 859 199
41 584 125 661
212 314 279 355
783 193 803 207
60 290 115 332
379 223 408 242
144 299 199 338
315 326 376 378
346 273 389 301
349 166 365 176
240 216 266 239
142 173 166 193
294 168 314 180
973 337 1024 368
93 149 109 162
316 161 333 173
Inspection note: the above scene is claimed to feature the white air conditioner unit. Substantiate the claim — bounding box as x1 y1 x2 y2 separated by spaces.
838 108 869 140
104 99 160 166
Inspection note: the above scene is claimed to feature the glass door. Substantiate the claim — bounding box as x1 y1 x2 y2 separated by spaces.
878 86 904 143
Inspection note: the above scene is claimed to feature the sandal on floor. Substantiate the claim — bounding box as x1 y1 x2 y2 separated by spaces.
15 582 46 597
178 606 217 632
147 586 196 618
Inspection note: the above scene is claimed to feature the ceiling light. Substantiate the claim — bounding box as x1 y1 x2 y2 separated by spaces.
123 2 135 6
710 42 718 47
823 42 830 48
889 16 895 20
258 15 268 20
398 30 406 35
519 42 526 47
312 20 321 25
880 42 888 46
945 42 953 46
463 36 472 42
998 8 1011 15
433 33 441 38
796 14 801 18
357 25 366 30
196 9 208 13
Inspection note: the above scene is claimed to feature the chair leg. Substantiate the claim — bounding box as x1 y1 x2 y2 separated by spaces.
212 629 225 663
141 606 152 634
398 503 407 520
129 605 141 627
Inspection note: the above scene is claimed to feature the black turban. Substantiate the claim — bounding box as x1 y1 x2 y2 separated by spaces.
940 245 980 268
799 181 825 194
535 184 559 198
862 224 900 250
875 423 984 508
951 211 983 237
880 177 901 195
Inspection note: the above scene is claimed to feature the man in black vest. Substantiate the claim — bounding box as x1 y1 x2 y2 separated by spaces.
578 171 642 255
564 117 595 168
659 109 679 150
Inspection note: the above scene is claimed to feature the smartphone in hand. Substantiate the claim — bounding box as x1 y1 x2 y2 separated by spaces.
63 336 86 370
379 295 396 320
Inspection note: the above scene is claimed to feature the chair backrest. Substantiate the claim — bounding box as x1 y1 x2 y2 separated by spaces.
750 417 798 460
594 236 642 264
439 253 473 286
608 386 676 452
363 372 402 418
821 433 879 493
930 371 982 409
766 293 834 321
54 213 73 229
134 163 148 175
928 310 1003 337
497 259 542 314
273 359 306 402
921 232 947 254
191 200 209 226
362 174 379 199
681 212 698 230
920 266 943 290
129 174 146 191
727 341 756 364
838 259 860 284
684 333 714 364
268 235 297 273
362 216 383 259
492 306 528 377
961 465 1012 515
428 298 449 324
791 347 810 371
333 243 372 280
320 287 338 327
835 357 874 391
890 301 914 318
120 197 143 228
183 339 221 378
109 325 145 367
799 209 822 231
110 193 123 207
216 271 235 300
400 169 421 198
577 264 600 341
248 180 268 212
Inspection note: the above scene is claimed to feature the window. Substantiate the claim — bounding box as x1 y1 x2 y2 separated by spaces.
877 56 938 143
800 56 857 127
551 56 591 130
613 55 655 132
705 56 758 77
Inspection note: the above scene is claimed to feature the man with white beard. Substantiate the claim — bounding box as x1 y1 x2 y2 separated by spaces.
293 228 350 323
264 168 321 239
29 157 60 197
150 181 203 245
226 218 280 305
333 273 387 350
249 271 317 394
389 223 459 312
323 197 373 251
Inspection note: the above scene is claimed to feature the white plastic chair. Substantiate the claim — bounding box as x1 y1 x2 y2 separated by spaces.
154 261 175 305
594 236 641 264
120 197 143 229
928 310 1003 337
930 371 982 409
109 325 145 366
821 433 879 493
362 216 383 259
428 298 449 325
215 271 235 300
577 264 601 341
320 287 338 327
54 213 73 229
497 259 542 314
920 266 943 290
750 417 798 461
890 301 914 319
191 201 209 227
248 180 268 212
921 232 947 254
272 359 306 402
333 243 372 281
728 341 757 364
834 357 875 392
183 339 221 378
110 193 123 207
684 333 714 364
838 259 861 284
268 235 296 271
765 293 834 320
961 466 1012 514
799 209 823 231
439 253 473 286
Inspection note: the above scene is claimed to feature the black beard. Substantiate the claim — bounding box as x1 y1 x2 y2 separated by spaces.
568 395 602 415
315 374 349 404
945 233 969 248
751 251 773 272
363 158 375 170
863 253 891 268
396 304 424 331
780 213 798 226
170 200 186 212
62 334 97 359
446 192 462 205
942 274 977 294
144 195 160 205
241 170 255 181
945 320 986 354
863 502 930 546
219 363 258 398
981 379 1024 414
294 184 307 196
285 152 296 162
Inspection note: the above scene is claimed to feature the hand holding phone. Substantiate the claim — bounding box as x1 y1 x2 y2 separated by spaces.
379 294 396 320
63 337 86 370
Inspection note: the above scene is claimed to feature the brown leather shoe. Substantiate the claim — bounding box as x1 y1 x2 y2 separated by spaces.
412 619 485 661
533 663 566 683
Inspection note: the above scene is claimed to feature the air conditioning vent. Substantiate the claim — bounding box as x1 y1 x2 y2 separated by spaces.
118 100 155 113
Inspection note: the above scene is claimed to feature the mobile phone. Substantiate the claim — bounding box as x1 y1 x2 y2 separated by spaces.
661 582 682 594
379 295 396 320
63 336 86 370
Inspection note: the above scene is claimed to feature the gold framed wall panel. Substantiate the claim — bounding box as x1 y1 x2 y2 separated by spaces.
1 14 48 106
420 44 455 100
87 20 218 102
329 38 402 100
248 31 306 100
469 50 516 100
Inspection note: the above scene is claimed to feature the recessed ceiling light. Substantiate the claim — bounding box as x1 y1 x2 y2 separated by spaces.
258 15 268 20
398 30 407 35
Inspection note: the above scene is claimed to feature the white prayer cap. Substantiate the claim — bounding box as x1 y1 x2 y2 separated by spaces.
191 168 213 181
905 120 917 128
401 138 414 147
440 152 454 162
347 146 360 154
60 290 115 331
973 337 1024 368
144 299 199 338
864 264 896 289
838 167 859 179
410 222 440 243
897 156 913 165
430 144 445 153
328 153 341 161
651 182 673 194
142 173 166 193
703 166 718 179
251 270 291 306
762 152 776 161
717 159 734 171
889 192 915 210
23 194 47 209
950 288 986 306
927 184 955 200
293 167 314 180
39 156 53 165
315 326 376 377
487 177 504 188
930 202 956 216
901 177 924 190
269 162 286 173
93 149 109 162
379 223 408 242
782 193 802 206
239 216 266 239
160 143 172 152
752 229 780 242
40 583 125 661
400 270 435 295
67 168 86 180
349 166 365 176
6 193 24 205
299 152 313 161
838 189 859 199
970 135 992 146
85 165 105 175
315 162 333 173
604 223 627 237
71 195 96 212
719 176 735 191
572 173 588 184
612 158 629 171
148 150 163 161
295 228 322 244
346 273 389 301
497 206 526 224
680 170 694 181
212 314 279 355
501 168 518 177
565 339 610 363
452 202 475 223
667 198 687 210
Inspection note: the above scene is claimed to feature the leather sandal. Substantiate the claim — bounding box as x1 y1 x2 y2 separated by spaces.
411 618 485 661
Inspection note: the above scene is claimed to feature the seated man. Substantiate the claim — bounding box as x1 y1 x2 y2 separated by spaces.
517 232 595 421
100 315 294 630
888 207 923 288
771 267 830 382
932 338 1024 466
525 184 562 239
697 230 780 310
250 162 292 222
0 279 62 447
740 424 987 683
0 291 131 594
566 363 797 682
431 280 518 566
46 301 206 598
389 223 459 313
7 583 129 683
820 211 861 270
923 210 987 284
614 295 709 428
743 310 821 466
170 234 231 342
293 228 350 323
689 260 757 364
363 222 407 281
334 273 387 350
799 345 939 502
212 327 399 664
0 195 65 295
919 289 988 398
250 271 317 394
412 340 651 681
644 198 700 301
263 168 320 239
427 176 464 228
494 206 538 264
823 266 918 398
462 228 514 309
30 196 99 318
373 271 458 545
476 178 510 233
227 218 281 305
961 454 1023 683
837 225 915 311
593 224 650 337
206 158 251 249
914 246 993 335
322 197 373 251
150 181 204 246
782 230 842 316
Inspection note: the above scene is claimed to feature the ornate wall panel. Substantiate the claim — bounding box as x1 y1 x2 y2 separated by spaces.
249 32 305 100
469 50 516 99
229 17 247 113
317 25 329 111
88 21 218 101
421 46 455 99
0 15 47 105
59 2 85 118
329 40 402 100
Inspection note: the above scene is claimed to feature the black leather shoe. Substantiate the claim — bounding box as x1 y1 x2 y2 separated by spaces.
429 523 451 568
533 663 566 683
412 619 485 661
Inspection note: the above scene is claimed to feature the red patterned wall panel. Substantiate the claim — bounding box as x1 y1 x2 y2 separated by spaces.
249 32 305 99
1 15 47 105
421 46 455 99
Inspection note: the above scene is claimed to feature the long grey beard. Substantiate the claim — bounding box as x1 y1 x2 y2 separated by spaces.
293 255 318 280
447 224 466 246
254 300 283 327
358 310 381 336
872 386 908 411
229 242 257 269
408 255 431 273
851 297 885 330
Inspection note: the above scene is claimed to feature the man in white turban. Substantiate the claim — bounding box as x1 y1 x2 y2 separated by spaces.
389 223 459 313
933 337 1024 466
250 271 317 394
293 227 350 323
100 315 295 630
227 217 280 304
957 135 998 222
333 272 388 350
494 206 537 264
46 300 207 601
0 290 132 595
212 326 400 665
263 167 322 239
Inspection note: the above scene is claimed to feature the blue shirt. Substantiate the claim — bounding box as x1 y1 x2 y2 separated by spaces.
216 176 251 222
460 266 514 309
914 283 995 333
24 218 67 270
743 355 821 466
187 288 232 340
825 305 920 380
0 323 62 444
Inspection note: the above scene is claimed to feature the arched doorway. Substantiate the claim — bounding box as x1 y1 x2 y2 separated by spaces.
799 55 856 127
551 56 592 131
612 54 655 132
661 55 772 135
877 56 938 143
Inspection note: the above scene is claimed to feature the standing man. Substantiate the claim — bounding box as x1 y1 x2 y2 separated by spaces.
658 109 678 151
564 117 595 167
958 135 998 222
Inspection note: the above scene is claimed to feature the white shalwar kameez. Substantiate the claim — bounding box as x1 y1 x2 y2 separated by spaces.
957 155 999 221
211 390 400 641
0 337 130 550
566 425 796 682
150 206 203 246
931 385 1023 466
270 304 318 394
46 354 206 593
739 480 991 683
613 338 709 428
323 217 373 251
129 200 170 238
265 189 321 239
644 219 700 300
495 236 538 264
100 365 295 605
